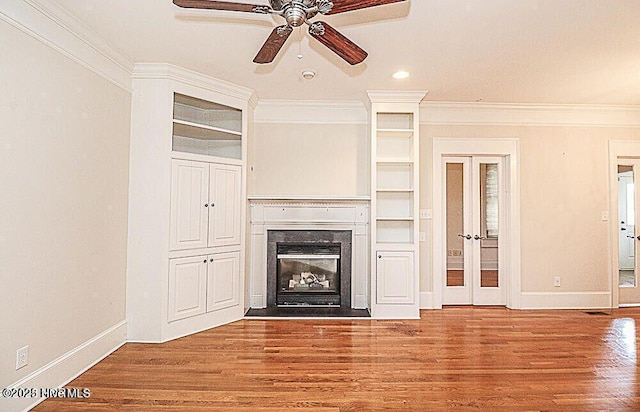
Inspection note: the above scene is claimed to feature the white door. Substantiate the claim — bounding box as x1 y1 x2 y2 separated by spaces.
443 156 505 305
170 160 209 251
209 164 241 247
168 256 208 321
376 251 415 304
618 171 635 270
207 251 240 312
619 160 640 305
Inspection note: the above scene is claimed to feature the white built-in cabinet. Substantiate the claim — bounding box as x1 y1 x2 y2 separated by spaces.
170 160 241 251
168 251 240 322
369 91 426 319
127 64 252 342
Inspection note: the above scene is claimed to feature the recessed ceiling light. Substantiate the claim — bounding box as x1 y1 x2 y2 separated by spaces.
302 70 316 80
393 70 410 80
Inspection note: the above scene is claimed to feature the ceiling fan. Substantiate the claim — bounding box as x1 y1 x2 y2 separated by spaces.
172 0 407 65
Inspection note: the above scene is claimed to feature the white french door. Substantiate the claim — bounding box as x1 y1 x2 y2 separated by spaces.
619 160 640 305
443 156 506 305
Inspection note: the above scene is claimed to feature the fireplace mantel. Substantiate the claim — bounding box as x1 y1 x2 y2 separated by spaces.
249 199 370 310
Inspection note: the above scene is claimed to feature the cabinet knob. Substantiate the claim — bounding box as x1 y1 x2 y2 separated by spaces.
209 258 214 262
211 203 215 207
204 203 209 208
378 255 382 259
203 259 207 263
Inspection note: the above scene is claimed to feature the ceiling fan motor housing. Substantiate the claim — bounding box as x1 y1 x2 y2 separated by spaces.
271 0 322 27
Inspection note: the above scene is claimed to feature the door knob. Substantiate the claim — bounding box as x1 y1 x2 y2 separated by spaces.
457 234 472 240
621 227 627 231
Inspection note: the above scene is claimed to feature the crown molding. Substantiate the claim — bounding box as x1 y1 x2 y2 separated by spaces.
421 101 640 127
367 90 428 104
1 0 133 91
132 63 256 104
254 100 367 124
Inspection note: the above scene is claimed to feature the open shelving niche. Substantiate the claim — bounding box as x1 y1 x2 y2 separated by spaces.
375 112 415 246
172 93 243 160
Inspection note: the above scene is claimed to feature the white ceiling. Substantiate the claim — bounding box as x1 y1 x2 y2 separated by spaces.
56 0 640 105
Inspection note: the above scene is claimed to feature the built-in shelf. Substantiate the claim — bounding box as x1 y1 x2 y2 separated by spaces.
376 129 414 137
172 93 243 159
173 120 241 140
377 158 413 164
369 92 425 318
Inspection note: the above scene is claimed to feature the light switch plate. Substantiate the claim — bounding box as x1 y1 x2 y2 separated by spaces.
601 211 608 221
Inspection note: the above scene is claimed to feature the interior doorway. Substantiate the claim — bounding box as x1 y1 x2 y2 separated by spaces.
618 160 640 306
608 141 640 308
443 156 505 305
432 138 521 309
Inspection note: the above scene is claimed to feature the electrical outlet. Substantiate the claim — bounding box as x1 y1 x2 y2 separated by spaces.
553 277 561 287
16 346 28 370
419 232 426 242
419 209 432 219
601 211 608 221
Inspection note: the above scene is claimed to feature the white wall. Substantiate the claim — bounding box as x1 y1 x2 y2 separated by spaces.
0 18 130 395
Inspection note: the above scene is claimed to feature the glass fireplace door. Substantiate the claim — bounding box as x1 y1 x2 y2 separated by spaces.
276 245 341 306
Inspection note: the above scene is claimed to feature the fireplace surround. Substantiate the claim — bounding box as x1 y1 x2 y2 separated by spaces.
267 230 352 307
248 199 370 311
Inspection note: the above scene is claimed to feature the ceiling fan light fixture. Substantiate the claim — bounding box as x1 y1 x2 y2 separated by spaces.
302 70 316 80
393 70 410 80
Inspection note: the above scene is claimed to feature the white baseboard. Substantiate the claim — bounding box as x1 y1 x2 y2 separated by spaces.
519 292 611 309
2 320 127 412
420 292 435 309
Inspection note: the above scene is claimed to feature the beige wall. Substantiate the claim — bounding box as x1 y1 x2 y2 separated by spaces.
248 122 369 197
247 116 640 298
0 21 130 387
420 124 640 294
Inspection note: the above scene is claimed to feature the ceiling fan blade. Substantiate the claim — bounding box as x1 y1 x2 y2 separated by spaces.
326 0 406 15
308 21 367 65
173 0 268 13
253 25 293 64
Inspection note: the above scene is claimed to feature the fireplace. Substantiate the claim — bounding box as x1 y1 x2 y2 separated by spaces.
267 230 351 308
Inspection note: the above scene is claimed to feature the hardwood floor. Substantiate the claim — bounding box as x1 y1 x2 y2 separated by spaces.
447 270 498 287
35 307 640 411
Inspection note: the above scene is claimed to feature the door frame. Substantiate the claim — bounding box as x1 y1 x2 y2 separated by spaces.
608 141 640 308
432 138 521 309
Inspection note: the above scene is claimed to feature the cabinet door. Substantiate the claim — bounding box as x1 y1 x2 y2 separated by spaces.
170 160 210 251
207 251 240 312
376 251 415 304
168 256 207 321
209 164 241 247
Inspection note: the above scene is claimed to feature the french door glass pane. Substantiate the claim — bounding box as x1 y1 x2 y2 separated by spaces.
480 163 499 288
446 163 464 287
618 165 636 287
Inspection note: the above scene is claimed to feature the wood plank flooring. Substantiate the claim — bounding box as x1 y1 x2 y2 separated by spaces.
34 307 640 411
447 270 498 287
